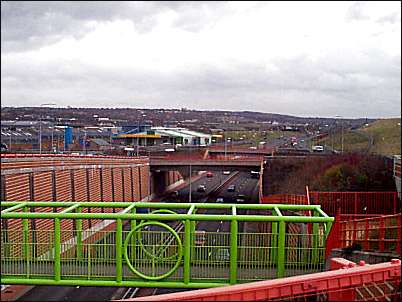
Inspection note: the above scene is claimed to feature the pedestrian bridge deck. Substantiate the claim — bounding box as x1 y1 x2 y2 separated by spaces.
1 202 333 288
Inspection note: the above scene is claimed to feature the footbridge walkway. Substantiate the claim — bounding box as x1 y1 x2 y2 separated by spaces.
1 202 333 289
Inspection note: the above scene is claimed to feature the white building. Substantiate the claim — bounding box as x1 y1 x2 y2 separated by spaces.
117 127 212 146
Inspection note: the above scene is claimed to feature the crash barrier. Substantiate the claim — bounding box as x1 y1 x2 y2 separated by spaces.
1 153 147 160
1 202 333 288
260 194 307 205
151 154 264 161
125 258 401 301
1 155 148 170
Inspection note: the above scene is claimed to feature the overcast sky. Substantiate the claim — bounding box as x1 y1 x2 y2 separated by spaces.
1 1 401 118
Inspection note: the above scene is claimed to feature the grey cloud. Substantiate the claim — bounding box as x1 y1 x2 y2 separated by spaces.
376 12 401 24
1 1 229 52
2 48 400 118
1 1 158 51
346 2 370 22
170 2 229 32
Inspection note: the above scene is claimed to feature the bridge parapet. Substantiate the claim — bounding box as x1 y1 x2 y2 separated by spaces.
1 202 333 288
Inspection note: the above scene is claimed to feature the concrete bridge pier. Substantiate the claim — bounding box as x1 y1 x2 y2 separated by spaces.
151 170 169 196
177 167 196 180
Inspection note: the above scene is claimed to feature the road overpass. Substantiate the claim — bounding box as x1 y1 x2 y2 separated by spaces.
149 159 263 173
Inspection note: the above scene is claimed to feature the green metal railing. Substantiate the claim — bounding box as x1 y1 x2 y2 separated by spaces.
1 202 333 288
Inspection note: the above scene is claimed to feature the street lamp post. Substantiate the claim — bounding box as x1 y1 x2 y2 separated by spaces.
224 132 227 159
334 115 344 153
188 144 192 203
51 126 54 152
39 103 56 154
189 163 192 203
39 116 42 154
83 129 87 154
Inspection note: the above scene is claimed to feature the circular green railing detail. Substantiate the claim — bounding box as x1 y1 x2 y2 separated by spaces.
123 221 183 281
136 209 182 261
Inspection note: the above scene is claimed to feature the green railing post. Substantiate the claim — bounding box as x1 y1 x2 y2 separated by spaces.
230 219 238 285
75 207 83 260
312 222 319 265
271 208 281 265
325 220 333 238
54 217 61 281
184 219 191 284
190 220 196 264
271 221 278 264
130 208 136 263
311 210 320 266
23 206 30 278
116 218 123 283
87 243 91 280
277 221 285 278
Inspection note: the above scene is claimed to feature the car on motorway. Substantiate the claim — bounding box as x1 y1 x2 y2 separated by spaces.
312 145 324 152
250 171 260 179
227 185 236 192
197 185 207 192
137 207 150 214
215 248 230 261
0 143 8 152
223 171 231 175
195 231 206 246
216 197 224 203
206 172 214 178
236 194 246 203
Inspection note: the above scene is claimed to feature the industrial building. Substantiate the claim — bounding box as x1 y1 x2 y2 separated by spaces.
116 127 212 147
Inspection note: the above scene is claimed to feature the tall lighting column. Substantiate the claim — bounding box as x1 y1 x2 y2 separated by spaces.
39 103 56 154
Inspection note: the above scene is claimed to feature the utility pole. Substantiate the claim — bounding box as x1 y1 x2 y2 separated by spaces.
341 122 344 153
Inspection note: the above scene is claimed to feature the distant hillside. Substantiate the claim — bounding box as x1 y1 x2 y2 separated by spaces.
1 107 375 128
319 118 401 156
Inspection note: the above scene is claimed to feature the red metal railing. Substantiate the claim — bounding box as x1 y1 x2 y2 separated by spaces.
309 191 399 216
339 214 401 255
326 211 401 257
124 258 401 301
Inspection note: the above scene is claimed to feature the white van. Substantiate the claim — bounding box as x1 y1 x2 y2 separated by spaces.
312 145 324 152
